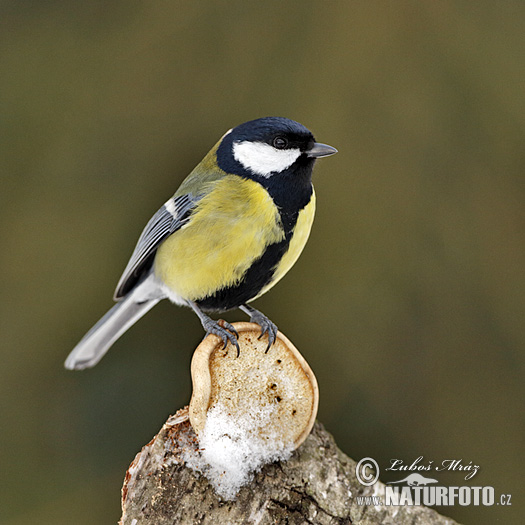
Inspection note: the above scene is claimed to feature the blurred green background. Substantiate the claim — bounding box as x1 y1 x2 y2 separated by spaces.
1 2 523 524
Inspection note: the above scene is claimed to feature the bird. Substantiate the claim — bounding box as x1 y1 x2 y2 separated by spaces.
65 117 337 370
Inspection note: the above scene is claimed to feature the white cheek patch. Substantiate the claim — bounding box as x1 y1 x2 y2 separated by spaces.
232 141 301 177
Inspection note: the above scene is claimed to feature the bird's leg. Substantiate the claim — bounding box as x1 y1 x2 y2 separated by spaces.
239 304 277 352
187 301 240 356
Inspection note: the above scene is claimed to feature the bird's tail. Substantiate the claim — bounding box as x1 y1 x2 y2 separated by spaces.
65 291 160 370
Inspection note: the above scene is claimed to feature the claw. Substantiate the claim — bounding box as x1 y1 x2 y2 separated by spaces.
208 321 239 354
203 318 239 356
240 304 278 353
218 319 239 339
258 321 277 353
217 319 240 356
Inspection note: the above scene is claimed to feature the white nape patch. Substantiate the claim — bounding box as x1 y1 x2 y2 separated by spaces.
182 402 294 500
233 141 301 177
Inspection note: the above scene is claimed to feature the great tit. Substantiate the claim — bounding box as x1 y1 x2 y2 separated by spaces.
65 117 337 370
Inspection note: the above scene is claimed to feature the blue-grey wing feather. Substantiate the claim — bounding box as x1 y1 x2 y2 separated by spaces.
114 193 198 299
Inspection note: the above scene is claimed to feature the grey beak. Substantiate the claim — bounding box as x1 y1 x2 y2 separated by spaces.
307 142 338 158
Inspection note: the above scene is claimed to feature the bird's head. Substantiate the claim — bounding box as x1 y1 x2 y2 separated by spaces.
216 117 337 180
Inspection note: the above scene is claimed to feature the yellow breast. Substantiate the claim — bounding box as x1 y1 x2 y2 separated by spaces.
154 175 285 301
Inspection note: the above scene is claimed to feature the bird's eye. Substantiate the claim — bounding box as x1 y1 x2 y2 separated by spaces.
273 136 288 149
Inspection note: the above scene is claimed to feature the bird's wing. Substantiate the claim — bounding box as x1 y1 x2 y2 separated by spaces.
114 193 199 299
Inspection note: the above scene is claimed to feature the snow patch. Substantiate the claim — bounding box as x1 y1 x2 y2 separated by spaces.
183 402 294 500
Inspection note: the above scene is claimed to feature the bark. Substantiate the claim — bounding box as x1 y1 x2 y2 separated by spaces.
120 408 459 525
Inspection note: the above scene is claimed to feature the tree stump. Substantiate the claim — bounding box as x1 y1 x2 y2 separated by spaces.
121 326 459 524
120 408 459 524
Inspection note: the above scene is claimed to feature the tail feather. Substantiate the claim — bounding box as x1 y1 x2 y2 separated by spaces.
65 294 159 370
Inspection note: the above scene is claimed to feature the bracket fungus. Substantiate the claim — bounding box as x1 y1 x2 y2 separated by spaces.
186 322 319 498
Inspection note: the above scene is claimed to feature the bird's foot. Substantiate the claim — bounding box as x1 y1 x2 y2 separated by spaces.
187 301 240 356
204 317 240 356
240 304 277 352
